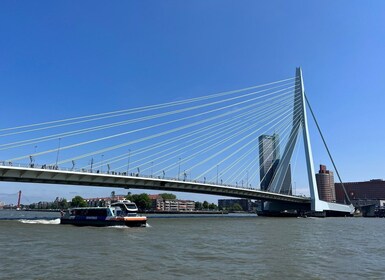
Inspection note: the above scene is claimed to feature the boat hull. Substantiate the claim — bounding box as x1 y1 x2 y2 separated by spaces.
60 216 147 227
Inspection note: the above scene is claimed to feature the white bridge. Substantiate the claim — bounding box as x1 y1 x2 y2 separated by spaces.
0 164 311 205
0 68 354 216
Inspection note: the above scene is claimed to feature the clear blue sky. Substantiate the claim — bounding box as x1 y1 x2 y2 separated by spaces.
1 1 384 204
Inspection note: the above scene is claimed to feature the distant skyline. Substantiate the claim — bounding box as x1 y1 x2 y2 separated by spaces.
1 1 385 204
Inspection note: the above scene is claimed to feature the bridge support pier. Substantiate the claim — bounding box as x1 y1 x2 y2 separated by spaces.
259 200 353 217
258 201 310 217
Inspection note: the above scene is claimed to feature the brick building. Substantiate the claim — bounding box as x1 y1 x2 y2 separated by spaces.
335 179 385 204
315 165 336 202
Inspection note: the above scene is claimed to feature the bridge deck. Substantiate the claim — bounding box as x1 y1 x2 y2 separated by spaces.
0 165 310 204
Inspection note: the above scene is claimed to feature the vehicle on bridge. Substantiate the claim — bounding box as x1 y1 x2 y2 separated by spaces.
60 200 147 227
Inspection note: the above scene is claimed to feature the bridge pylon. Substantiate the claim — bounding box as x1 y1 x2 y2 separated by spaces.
264 67 354 216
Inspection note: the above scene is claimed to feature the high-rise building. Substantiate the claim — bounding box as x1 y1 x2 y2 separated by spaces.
315 164 336 202
259 134 279 191
258 134 292 194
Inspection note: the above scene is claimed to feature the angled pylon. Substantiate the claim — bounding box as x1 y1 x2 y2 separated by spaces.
268 67 354 213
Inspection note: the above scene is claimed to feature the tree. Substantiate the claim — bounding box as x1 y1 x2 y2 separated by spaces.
231 203 243 212
159 193 176 200
209 203 218 210
71 196 87 207
195 201 203 210
125 192 133 201
202 201 209 210
58 198 69 209
131 193 152 211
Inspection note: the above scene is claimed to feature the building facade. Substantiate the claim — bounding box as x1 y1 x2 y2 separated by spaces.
149 195 195 211
315 164 336 202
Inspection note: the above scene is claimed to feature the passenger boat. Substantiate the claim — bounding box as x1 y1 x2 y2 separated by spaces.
60 200 147 227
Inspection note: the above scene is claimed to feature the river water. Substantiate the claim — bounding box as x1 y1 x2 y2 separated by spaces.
1 210 384 280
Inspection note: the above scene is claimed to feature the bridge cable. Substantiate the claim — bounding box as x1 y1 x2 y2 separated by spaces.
99 93 297 173
149 99 295 179
230 108 302 187
0 84 295 150
234 107 302 187
193 103 298 180
4 86 295 159
304 94 351 204
0 77 295 134
7 86 295 164
212 96 301 183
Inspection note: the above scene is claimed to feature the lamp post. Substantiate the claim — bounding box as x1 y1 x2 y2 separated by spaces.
90 158 94 173
55 138 61 169
101 155 104 173
34 145 37 164
127 149 131 175
216 165 219 185
178 157 181 180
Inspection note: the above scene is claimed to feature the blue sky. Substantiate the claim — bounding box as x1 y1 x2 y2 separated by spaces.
1 1 385 204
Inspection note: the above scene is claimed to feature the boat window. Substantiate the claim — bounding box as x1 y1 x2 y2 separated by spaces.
69 208 125 217
74 208 108 217
106 208 114 216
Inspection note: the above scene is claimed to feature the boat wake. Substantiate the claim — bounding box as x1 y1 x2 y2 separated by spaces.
107 225 129 229
19 218 61 225
106 223 151 229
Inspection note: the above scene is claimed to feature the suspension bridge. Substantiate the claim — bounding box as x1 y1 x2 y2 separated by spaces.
0 68 354 216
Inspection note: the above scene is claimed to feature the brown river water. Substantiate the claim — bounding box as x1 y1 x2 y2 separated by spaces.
0 210 384 280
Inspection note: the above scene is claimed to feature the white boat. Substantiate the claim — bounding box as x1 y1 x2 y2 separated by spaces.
60 200 147 227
